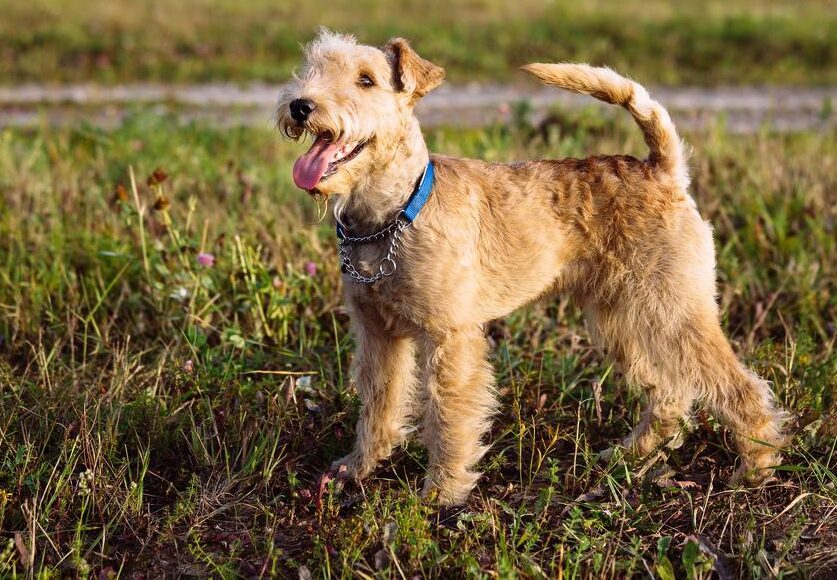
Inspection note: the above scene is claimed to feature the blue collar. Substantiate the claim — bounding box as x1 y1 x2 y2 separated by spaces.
336 161 434 239
401 161 435 222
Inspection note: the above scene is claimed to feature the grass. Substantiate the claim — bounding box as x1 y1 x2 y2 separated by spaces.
0 0 835 86
0 109 835 577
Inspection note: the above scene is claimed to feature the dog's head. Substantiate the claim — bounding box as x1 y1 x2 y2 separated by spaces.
276 30 444 196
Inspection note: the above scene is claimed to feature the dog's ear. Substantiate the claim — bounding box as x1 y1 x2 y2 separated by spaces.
384 38 445 102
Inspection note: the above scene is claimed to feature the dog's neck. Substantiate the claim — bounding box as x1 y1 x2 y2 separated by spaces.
335 118 428 230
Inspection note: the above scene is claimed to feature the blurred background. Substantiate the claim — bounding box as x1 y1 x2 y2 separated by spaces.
1 0 834 84
0 0 835 130
0 1 835 577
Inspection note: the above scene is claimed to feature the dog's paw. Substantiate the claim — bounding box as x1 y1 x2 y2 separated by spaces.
728 459 779 488
420 468 479 506
329 453 375 480
598 445 625 465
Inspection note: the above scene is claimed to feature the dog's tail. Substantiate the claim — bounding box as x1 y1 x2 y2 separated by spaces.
522 62 689 189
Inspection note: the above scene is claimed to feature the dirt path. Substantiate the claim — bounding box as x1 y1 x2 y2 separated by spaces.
1 83 833 133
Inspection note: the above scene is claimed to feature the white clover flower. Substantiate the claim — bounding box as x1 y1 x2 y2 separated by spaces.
170 287 190 301
78 469 95 496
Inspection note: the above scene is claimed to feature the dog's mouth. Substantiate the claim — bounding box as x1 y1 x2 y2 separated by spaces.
292 131 368 192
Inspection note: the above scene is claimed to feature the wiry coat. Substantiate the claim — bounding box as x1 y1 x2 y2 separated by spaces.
276 31 785 505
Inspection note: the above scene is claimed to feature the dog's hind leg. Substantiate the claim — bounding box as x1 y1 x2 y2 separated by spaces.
621 383 695 457
419 327 498 505
695 326 786 484
331 317 418 480
587 304 696 460
589 298 784 483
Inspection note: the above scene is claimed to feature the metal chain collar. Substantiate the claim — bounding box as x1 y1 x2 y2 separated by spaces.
338 215 410 285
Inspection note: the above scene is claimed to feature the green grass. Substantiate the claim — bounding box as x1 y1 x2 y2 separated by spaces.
0 111 835 577
0 0 835 85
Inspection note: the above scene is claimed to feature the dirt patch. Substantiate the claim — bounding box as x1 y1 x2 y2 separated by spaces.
0 83 834 133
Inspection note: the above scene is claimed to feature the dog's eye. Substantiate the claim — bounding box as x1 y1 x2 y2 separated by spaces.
358 74 375 87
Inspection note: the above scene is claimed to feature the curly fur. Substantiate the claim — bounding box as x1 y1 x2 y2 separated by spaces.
277 30 786 505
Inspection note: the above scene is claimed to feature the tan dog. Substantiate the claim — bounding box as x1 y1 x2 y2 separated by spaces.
276 30 785 505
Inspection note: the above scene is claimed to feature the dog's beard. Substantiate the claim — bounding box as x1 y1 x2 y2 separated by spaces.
275 105 375 191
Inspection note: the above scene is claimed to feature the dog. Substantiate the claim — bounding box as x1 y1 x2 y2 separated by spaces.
275 30 785 505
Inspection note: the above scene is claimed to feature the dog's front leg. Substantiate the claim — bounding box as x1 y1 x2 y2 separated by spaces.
419 327 498 505
331 319 418 480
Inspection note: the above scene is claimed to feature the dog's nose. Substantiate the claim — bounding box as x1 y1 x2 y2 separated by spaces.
289 98 316 122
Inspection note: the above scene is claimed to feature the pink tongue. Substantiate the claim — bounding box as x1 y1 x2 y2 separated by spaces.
293 137 339 190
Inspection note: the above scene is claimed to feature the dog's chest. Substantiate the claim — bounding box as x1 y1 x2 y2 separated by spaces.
340 231 447 328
